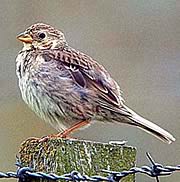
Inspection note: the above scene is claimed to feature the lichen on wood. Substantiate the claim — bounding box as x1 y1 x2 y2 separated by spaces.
18 138 136 182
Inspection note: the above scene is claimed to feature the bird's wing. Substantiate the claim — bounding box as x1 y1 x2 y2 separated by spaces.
42 47 125 111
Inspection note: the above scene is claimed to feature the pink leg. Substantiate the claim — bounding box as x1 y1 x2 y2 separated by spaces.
39 120 90 142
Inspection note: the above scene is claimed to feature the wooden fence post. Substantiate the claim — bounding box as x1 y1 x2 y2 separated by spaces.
18 138 136 182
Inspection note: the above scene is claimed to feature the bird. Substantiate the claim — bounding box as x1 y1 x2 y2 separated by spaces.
16 23 175 144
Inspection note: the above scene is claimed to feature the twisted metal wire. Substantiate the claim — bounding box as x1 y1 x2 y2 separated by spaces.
0 153 179 181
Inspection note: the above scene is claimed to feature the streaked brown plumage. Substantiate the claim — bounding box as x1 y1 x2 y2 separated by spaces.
16 23 175 143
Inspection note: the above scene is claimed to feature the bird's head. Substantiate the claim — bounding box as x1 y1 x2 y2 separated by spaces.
17 23 67 50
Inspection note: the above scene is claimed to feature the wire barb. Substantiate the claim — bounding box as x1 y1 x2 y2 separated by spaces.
0 153 179 181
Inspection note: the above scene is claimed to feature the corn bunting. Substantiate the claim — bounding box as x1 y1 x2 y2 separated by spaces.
16 23 175 143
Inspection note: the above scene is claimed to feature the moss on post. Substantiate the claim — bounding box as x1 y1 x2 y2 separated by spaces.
18 138 136 182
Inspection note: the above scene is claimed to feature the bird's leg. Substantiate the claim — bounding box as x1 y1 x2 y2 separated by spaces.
57 120 90 138
39 120 90 142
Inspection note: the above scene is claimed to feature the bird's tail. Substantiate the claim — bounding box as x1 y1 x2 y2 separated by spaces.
110 105 175 144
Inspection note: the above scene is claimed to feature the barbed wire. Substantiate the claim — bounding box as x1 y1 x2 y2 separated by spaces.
0 153 179 181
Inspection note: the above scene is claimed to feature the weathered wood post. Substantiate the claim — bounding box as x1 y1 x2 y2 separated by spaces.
18 138 136 182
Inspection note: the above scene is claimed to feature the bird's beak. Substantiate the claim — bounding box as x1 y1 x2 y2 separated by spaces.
17 32 33 43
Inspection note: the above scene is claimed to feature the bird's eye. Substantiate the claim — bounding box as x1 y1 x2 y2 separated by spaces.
38 32 46 39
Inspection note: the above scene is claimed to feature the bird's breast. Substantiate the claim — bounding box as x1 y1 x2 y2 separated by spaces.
15 50 70 131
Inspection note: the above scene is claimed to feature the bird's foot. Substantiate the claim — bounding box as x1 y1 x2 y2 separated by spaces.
38 132 76 142
38 120 89 142
20 136 42 146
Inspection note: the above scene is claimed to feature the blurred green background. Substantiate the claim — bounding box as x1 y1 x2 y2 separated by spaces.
0 0 179 181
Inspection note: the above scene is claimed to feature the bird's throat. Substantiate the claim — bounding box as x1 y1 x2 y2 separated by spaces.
22 43 33 51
